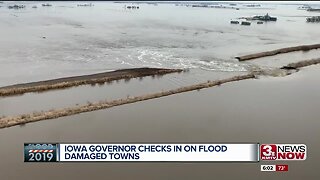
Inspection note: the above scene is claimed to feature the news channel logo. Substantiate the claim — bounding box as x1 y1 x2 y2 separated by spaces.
24 143 58 162
260 144 307 161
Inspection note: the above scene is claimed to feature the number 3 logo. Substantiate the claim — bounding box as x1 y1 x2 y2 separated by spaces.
262 145 273 156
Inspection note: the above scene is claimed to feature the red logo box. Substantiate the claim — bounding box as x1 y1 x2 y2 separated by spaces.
261 144 277 160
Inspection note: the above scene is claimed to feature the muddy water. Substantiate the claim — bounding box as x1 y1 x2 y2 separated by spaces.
0 66 319 179
0 70 246 116
1 1 320 179
247 49 320 68
1 2 320 86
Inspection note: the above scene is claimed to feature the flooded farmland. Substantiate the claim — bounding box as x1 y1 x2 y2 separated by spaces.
0 1 320 179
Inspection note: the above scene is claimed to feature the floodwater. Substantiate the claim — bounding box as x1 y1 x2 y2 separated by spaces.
0 1 320 86
0 70 247 116
1 65 319 179
0 1 320 180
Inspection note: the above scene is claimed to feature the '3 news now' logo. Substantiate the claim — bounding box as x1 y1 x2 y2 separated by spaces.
260 144 307 161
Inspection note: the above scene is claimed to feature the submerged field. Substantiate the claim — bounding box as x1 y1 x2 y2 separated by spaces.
0 1 320 180
1 1 320 86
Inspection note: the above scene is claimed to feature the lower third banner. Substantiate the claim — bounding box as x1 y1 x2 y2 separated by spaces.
57 143 259 162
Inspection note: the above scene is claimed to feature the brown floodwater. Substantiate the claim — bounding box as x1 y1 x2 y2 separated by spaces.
0 70 244 116
1 1 320 179
248 49 320 68
0 65 319 179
